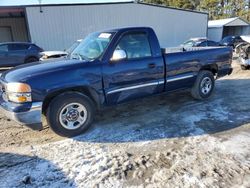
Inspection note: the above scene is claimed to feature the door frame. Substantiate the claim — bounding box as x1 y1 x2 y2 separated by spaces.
0 26 13 42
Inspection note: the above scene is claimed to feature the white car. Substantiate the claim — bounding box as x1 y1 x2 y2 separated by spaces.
40 39 82 61
235 36 250 70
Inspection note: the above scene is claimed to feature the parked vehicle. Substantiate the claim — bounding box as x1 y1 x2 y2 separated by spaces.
219 36 244 48
235 35 250 70
40 39 82 61
182 38 219 48
0 27 233 137
0 42 43 68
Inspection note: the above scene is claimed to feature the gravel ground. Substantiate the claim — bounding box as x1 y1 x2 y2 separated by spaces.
0 61 250 187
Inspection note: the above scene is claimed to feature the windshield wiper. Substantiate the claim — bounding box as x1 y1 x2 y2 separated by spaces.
71 53 91 61
71 53 83 60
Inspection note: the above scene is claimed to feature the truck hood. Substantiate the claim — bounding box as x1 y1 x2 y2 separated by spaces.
1 59 84 83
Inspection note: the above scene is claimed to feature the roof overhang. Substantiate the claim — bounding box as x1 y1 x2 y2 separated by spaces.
0 1 207 15
0 8 24 13
0 0 134 7
0 8 25 18
208 17 249 28
225 18 249 27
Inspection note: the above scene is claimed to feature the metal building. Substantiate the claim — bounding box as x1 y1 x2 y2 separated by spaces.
0 1 208 50
208 17 250 42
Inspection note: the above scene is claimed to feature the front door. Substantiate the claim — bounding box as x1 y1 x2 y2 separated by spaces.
102 32 164 105
7 44 28 66
0 44 10 68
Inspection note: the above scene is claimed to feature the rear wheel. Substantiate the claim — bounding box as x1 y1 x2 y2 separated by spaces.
191 70 215 100
46 92 95 137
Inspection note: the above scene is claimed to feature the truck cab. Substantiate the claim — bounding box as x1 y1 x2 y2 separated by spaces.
100 27 165 104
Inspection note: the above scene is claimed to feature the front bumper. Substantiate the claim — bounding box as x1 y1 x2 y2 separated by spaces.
0 101 43 130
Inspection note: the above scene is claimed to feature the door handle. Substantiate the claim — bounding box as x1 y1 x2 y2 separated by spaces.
148 63 156 68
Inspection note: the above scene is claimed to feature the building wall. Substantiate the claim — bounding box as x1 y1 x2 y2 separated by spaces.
223 26 250 37
209 26 250 42
243 26 250 35
26 3 208 50
0 17 28 42
208 27 223 42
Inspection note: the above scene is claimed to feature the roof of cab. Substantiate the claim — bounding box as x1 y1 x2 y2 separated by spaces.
0 42 34 45
101 26 153 33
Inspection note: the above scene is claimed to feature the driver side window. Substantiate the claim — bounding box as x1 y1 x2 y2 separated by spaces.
115 33 152 59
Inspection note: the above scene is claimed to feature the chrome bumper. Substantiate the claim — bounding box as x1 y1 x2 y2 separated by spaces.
0 102 43 130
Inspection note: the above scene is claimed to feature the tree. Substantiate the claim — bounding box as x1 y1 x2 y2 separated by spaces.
198 0 220 19
143 0 250 21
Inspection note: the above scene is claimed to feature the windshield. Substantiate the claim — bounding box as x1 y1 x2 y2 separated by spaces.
221 36 234 43
66 40 81 54
182 40 196 48
70 32 114 61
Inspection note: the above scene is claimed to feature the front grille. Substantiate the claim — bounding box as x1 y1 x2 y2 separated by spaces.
0 84 5 93
0 80 8 101
0 80 5 93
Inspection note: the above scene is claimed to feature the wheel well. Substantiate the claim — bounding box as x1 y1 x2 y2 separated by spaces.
42 87 99 115
200 64 218 75
25 56 38 62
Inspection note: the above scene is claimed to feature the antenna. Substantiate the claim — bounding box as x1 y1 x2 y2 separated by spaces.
38 0 43 13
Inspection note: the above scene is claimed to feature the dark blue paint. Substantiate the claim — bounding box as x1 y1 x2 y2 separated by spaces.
0 27 233 113
0 42 43 67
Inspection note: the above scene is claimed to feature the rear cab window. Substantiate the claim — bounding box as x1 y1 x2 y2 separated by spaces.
183 40 195 48
0 44 8 52
207 41 217 46
198 41 207 47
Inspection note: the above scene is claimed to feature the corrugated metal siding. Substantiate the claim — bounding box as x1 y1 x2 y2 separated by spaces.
208 27 223 42
208 26 250 41
223 26 249 37
0 18 28 42
242 26 250 35
26 3 208 50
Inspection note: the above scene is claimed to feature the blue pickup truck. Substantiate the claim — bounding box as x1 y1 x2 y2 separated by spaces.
0 27 232 137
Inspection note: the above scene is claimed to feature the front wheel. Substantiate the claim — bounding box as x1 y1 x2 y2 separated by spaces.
46 92 95 137
241 65 248 70
191 70 215 100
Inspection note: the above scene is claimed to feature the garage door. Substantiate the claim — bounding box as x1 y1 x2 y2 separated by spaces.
0 27 13 42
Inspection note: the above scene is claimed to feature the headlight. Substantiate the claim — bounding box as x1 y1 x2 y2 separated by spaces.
42 55 48 59
5 83 32 103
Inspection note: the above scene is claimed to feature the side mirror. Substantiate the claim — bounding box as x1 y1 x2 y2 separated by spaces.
111 50 127 61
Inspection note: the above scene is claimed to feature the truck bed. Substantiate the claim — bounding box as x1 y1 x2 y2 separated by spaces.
162 46 228 54
161 46 233 91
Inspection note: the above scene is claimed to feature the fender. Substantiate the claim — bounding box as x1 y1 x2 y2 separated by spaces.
42 85 104 114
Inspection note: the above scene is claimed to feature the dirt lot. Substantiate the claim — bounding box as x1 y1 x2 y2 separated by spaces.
0 61 250 188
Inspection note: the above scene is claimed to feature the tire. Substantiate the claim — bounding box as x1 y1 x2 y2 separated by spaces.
46 92 95 137
24 57 38 63
241 65 248 70
191 70 215 100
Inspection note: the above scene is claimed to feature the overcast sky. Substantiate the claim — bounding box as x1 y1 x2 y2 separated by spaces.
0 0 132 6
